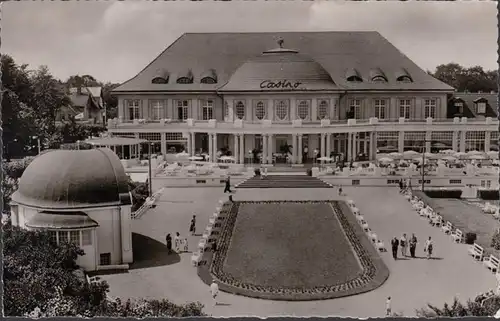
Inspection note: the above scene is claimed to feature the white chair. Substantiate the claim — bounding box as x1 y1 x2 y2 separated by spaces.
356 215 364 223
208 217 216 226
191 251 201 266
361 221 369 232
198 239 207 251
376 240 386 252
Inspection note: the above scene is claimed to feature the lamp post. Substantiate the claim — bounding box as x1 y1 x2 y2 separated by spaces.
77 140 80 151
32 136 41 155
148 142 153 197
421 139 433 192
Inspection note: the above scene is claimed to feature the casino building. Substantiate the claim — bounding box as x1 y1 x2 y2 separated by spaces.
108 32 499 163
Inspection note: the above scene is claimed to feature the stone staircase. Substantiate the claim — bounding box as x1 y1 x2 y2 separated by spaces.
236 175 333 189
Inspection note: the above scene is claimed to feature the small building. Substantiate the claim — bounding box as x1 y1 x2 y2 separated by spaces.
10 148 133 271
57 86 104 125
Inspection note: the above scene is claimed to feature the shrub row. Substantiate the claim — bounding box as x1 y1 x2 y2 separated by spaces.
424 189 463 199
479 190 499 201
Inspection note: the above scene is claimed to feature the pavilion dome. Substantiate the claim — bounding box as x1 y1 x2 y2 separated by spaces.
12 148 130 210
220 39 336 91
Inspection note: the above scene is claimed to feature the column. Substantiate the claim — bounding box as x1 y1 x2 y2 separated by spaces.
298 134 303 164
190 132 196 156
425 131 432 153
233 134 239 163
460 131 467 153
160 133 167 157
262 134 268 164
239 134 245 165
363 135 368 154
208 133 213 162
372 132 378 160
352 133 357 159
268 134 273 164
186 132 191 155
213 133 218 162
369 132 374 160
452 131 459 151
347 133 352 161
326 133 331 158
485 131 491 152
292 134 297 164
398 131 404 153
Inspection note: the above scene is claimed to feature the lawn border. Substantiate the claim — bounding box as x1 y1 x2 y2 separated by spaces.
197 200 389 301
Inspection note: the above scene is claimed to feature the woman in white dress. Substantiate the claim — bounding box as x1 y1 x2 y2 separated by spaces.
424 236 433 259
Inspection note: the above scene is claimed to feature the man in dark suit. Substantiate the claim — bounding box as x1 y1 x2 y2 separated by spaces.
391 237 399 260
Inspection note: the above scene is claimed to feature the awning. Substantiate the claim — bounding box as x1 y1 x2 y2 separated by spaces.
25 211 99 229
85 137 148 146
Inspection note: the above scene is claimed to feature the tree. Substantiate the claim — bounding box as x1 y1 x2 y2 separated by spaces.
431 63 498 93
102 82 120 120
65 74 100 88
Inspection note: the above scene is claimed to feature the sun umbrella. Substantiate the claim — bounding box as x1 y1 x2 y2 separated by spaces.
468 154 487 160
439 149 456 155
188 156 204 161
378 157 394 163
441 155 457 161
403 150 420 159
318 157 333 161
487 151 499 159
467 150 483 156
454 152 467 159
432 142 449 149
176 152 189 158
388 152 403 159
423 152 438 159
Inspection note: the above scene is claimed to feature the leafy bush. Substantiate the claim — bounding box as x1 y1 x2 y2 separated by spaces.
3 157 35 179
131 182 149 212
416 295 500 317
424 189 462 199
479 190 499 201
491 230 500 250
465 232 477 245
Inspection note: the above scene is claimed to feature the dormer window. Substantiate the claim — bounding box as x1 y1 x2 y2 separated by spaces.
151 69 169 84
371 76 387 83
397 75 413 83
177 77 192 84
152 77 168 84
454 101 464 114
346 68 363 83
347 75 363 82
200 77 216 84
477 102 486 114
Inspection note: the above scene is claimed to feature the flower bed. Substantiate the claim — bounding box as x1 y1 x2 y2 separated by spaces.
198 200 389 301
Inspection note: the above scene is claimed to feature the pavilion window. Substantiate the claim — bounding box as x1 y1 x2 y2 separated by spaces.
296 100 310 120
399 99 411 119
69 230 80 246
424 99 437 119
176 100 190 121
254 101 266 120
235 101 246 120
317 100 330 120
59 231 69 243
349 99 361 119
48 231 57 244
275 100 289 121
374 99 386 119
82 230 92 246
127 100 140 120
149 100 164 120
201 99 214 120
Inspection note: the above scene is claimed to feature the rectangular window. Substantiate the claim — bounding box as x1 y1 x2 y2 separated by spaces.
100 253 111 266
69 231 80 246
176 100 190 121
59 231 69 243
149 100 164 120
455 102 464 114
352 179 360 185
399 99 411 119
48 231 57 244
424 99 437 119
477 102 486 114
374 99 386 119
201 100 214 120
349 99 361 119
82 230 92 246
127 100 141 120
449 179 462 184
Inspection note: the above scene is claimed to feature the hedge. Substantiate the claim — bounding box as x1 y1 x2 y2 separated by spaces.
424 189 463 199
479 190 499 201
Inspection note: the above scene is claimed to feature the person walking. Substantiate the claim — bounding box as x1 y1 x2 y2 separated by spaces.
223 176 232 193
391 237 399 260
166 233 172 254
189 215 196 236
174 232 181 252
385 296 392 316
409 233 418 258
424 236 433 259
183 237 189 252
338 186 343 196
398 179 403 193
210 280 219 306
400 233 408 257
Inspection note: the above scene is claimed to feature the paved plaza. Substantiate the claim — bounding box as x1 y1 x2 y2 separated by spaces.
100 186 496 317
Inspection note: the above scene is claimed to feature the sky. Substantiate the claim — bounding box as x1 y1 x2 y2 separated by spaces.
3 0 497 84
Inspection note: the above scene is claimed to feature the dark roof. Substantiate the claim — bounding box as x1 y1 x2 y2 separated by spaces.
220 48 336 92
451 92 498 118
25 211 99 229
12 148 130 210
113 32 454 93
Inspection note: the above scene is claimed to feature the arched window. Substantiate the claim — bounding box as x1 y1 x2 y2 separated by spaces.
347 75 363 82
318 100 329 120
372 76 387 83
275 100 288 121
177 77 192 84
255 101 266 120
235 101 245 120
201 77 216 84
297 100 310 120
